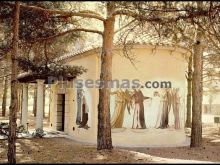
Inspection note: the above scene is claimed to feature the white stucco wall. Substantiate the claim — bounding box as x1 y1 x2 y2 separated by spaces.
49 45 189 146
50 53 99 143
110 46 187 129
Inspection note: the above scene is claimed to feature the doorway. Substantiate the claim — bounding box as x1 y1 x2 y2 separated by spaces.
57 94 65 131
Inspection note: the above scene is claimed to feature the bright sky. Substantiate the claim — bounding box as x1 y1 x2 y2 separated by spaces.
64 2 135 52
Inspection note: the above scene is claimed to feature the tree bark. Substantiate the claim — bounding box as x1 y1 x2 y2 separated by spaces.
97 2 115 150
185 54 192 128
190 2 204 148
7 1 20 164
2 76 8 117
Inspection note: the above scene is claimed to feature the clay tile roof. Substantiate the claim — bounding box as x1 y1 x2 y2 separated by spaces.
56 33 189 62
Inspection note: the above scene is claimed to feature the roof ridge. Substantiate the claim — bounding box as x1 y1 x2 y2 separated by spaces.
56 42 188 62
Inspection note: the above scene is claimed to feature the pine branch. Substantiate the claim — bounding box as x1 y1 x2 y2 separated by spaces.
2 2 105 21
30 28 103 43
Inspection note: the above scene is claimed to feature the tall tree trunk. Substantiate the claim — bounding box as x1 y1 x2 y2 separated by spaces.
185 54 192 128
8 2 20 164
97 3 115 150
2 76 8 117
33 84 37 117
190 2 204 148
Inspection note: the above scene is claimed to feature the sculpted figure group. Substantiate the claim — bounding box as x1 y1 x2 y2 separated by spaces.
110 88 181 129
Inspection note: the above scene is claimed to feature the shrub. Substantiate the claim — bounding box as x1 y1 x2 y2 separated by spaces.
17 125 26 133
0 122 9 136
32 128 46 138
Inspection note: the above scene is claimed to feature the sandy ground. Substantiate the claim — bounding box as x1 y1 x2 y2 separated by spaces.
120 126 220 163
0 115 220 163
0 135 218 164
0 126 219 163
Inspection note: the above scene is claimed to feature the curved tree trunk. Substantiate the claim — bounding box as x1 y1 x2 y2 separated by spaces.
2 76 8 117
8 2 20 164
185 54 192 128
190 2 203 147
97 3 115 150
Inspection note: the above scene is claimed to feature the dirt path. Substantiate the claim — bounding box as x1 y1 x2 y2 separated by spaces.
0 137 218 164
1 125 220 164
119 126 220 163
0 138 157 164
1 116 220 163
